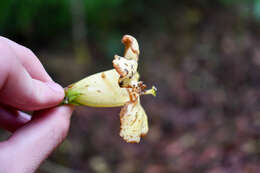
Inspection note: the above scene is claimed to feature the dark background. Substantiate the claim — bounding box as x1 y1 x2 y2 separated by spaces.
1 0 260 172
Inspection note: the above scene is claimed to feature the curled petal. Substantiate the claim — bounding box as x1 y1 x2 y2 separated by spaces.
119 99 148 143
113 55 138 88
122 35 139 61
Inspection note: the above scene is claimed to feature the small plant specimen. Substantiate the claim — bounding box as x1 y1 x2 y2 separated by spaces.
63 35 156 143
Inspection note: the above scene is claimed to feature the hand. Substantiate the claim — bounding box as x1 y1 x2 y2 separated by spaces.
0 37 74 173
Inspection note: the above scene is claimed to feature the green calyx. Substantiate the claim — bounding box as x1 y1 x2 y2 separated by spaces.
62 87 83 106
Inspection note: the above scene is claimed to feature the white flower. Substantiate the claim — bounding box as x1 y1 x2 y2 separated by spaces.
63 35 156 143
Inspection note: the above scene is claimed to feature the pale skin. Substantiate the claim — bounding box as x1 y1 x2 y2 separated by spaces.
0 36 74 173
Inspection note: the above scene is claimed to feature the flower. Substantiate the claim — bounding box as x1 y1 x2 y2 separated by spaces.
63 35 156 143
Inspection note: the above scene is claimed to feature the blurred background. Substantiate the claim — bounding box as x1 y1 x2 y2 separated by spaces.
1 0 260 172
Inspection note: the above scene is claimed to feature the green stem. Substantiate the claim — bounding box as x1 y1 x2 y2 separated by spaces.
143 86 157 97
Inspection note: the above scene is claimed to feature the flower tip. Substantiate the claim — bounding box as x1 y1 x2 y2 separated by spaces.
121 35 134 45
121 35 139 60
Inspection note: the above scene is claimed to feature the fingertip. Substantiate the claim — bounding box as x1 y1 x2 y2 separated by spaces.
45 81 65 100
50 105 75 136
0 106 31 132
31 105 75 144
26 80 65 111
0 36 53 82
32 105 74 133
49 105 75 120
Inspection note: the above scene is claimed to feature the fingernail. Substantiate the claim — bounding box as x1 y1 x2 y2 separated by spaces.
46 81 64 93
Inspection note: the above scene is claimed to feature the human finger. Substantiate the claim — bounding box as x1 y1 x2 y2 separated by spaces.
0 36 52 82
0 105 31 132
0 41 64 111
0 105 74 173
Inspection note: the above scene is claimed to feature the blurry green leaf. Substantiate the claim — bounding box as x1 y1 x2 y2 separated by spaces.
254 0 260 19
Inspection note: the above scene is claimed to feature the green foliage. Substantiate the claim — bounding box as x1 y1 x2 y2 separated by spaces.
254 0 260 19
0 0 258 49
0 0 71 43
218 0 244 6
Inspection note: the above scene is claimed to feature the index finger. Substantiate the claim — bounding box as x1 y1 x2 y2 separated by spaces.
0 41 64 111
0 36 52 82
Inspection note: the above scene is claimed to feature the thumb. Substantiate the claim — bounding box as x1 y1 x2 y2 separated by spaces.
0 105 74 173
